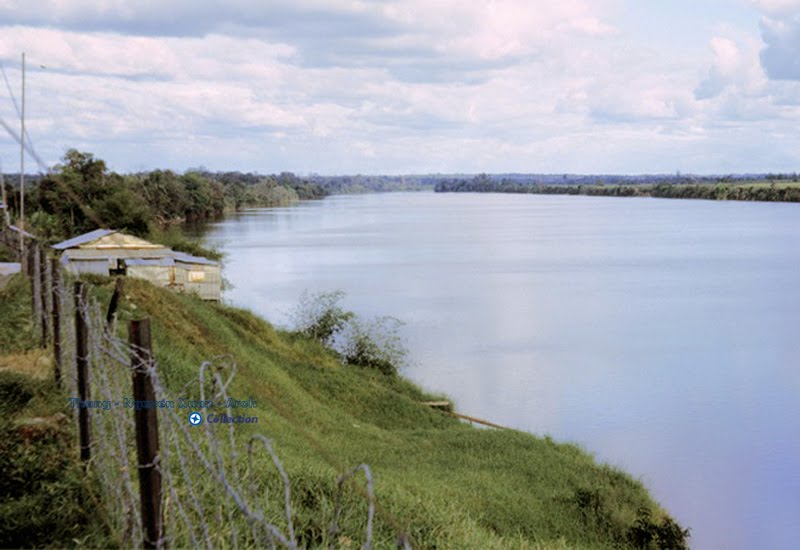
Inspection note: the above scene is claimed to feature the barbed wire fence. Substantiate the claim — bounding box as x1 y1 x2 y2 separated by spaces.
2 237 402 548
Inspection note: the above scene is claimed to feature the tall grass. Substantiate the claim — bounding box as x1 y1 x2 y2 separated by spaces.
0 275 689 548
110 279 688 548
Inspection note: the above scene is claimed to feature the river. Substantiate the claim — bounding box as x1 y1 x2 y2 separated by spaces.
201 192 800 549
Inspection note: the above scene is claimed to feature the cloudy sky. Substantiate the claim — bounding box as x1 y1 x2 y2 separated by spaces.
0 0 799 174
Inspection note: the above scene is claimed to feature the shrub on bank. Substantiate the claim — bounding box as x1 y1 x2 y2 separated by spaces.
291 290 407 375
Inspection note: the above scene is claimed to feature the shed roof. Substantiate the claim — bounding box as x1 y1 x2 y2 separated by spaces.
52 229 218 266
52 228 115 250
172 251 218 266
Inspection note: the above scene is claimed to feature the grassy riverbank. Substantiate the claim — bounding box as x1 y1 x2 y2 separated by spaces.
0 274 689 548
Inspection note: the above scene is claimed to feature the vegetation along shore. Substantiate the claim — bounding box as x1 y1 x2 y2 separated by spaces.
0 149 691 547
433 173 800 202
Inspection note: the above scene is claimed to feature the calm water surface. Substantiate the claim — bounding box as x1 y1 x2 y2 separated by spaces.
202 192 800 549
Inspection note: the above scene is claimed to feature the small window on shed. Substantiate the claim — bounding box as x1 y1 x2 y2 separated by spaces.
189 270 205 282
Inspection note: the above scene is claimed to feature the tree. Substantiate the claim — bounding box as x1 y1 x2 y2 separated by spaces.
35 149 112 235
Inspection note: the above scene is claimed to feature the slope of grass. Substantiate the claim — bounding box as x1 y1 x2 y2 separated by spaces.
113 279 687 548
0 275 689 548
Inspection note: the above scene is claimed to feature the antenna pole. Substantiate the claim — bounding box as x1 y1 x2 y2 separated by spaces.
19 52 26 253
0 158 8 227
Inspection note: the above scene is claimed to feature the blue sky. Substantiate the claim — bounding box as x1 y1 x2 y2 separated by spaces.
0 0 799 175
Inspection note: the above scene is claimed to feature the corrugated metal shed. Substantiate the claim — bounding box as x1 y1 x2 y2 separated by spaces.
51 229 221 301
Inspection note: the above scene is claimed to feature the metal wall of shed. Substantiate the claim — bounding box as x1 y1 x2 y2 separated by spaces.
65 259 111 276
126 265 173 287
64 248 172 261
174 264 221 301
59 249 221 300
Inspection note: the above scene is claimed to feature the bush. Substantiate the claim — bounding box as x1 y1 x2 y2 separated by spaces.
627 507 691 549
290 291 408 375
291 290 354 345
333 316 407 376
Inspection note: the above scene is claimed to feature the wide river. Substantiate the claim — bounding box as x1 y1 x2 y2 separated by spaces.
202 192 800 549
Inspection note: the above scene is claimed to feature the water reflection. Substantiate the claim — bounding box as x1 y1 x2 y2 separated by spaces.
202 193 800 549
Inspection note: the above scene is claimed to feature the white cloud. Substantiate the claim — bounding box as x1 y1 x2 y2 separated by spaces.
753 0 800 16
379 0 616 61
695 35 767 99
0 1 798 174
758 9 800 79
0 27 295 80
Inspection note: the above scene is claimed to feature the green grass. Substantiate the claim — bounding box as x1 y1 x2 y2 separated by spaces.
0 275 37 353
0 274 109 547
0 368 111 548
0 275 689 548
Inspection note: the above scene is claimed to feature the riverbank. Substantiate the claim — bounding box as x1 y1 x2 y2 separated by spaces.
0 272 689 548
435 179 800 202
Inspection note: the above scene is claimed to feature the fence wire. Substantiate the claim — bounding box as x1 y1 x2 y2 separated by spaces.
48 274 381 549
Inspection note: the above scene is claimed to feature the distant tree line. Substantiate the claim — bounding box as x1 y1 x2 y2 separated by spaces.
5 152 800 245
307 175 440 193
434 174 800 203
1 149 327 244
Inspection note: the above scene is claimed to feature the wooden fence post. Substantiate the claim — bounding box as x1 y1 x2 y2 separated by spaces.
129 318 163 549
74 281 91 462
20 232 27 272
39 247 48 347
24 240 33 276
106 277 125 328
29 245 37 315
51 258 61 386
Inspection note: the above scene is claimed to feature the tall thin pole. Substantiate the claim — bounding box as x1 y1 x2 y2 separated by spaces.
19 52 25 254
0 158 9 227
39 246 48 347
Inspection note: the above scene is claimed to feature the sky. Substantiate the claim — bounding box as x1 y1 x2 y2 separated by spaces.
0 0 799 175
